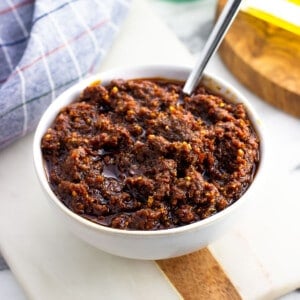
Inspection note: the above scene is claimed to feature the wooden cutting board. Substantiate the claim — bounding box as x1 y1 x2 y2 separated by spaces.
217 0 300 117
157 249 241 299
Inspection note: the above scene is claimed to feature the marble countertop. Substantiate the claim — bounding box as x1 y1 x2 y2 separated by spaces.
1 0 300 299
149 0 218 54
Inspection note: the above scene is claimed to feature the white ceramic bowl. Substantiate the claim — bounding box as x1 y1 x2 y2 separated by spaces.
33 65 265 260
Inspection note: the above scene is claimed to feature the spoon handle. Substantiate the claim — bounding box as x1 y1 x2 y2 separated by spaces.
183 0 243 95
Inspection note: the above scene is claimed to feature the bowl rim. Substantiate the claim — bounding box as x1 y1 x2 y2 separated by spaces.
33 63 265 237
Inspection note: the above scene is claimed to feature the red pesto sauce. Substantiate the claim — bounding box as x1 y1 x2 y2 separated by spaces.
41 78 260 230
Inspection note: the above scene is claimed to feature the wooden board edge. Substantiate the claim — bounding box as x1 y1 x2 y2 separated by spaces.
156 248 241 300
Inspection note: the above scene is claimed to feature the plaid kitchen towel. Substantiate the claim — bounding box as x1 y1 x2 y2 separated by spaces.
0 0 130 150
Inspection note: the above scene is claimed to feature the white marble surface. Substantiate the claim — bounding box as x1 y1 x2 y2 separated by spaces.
1 0 300 299
149 0 218 54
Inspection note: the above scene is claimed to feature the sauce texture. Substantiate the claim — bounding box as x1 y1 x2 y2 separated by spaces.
41 79 259 230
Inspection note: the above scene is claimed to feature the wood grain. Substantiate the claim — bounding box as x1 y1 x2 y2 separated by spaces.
157 248 241 300
217 0 300 117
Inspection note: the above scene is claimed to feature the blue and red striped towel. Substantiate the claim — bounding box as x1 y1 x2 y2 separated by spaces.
0 0 130 149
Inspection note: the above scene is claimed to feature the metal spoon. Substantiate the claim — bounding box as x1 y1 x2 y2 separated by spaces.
182 0 243 95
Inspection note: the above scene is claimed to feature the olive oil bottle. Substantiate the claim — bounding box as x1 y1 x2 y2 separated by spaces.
241 0 300 35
